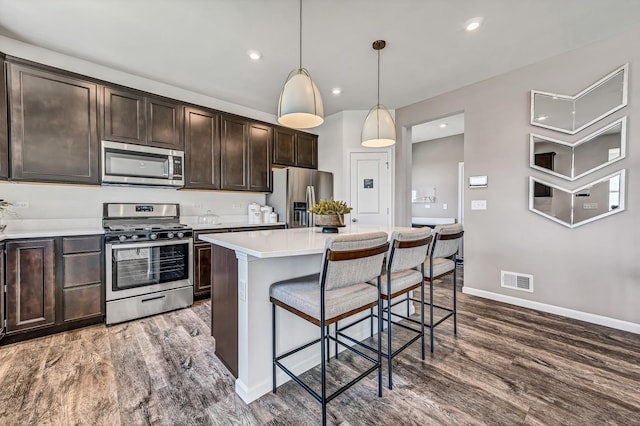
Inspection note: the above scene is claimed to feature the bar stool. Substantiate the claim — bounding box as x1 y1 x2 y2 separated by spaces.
270 232 389 426
335 228 432 389
421 223 464 351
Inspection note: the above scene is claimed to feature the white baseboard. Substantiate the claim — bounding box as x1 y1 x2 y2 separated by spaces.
462 286 640 334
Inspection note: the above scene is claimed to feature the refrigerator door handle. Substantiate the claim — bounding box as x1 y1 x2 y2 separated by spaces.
306 185 315 227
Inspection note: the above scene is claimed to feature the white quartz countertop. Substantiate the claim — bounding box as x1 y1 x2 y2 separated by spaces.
0 219 104 241
198 224 413 258
180 215 285 230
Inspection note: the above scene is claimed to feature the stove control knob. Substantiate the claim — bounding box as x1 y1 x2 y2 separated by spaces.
131 235 139 241
177 232 184 239
167 232 175 239
150 233 158 240
119 235 127 242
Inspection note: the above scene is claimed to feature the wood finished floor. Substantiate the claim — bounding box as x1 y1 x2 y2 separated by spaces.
1 267 639 425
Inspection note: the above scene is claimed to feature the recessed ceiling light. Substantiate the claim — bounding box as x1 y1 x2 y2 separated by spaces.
248 50 262 60
332 88 341 95
536 115 548 121
465 17 483 32
439 123 448 128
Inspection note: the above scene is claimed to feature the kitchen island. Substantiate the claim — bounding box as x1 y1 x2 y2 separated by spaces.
199 224 412 403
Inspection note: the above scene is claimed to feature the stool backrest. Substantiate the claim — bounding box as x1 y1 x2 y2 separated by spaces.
321 232 389 290
387 228 433 273
430 223 464 259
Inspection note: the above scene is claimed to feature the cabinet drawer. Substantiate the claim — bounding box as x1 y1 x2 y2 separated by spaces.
63 283 102 322
63 235 102 254
64 252 102 288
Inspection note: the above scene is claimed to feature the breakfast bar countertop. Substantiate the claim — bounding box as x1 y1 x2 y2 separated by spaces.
198 224 412 258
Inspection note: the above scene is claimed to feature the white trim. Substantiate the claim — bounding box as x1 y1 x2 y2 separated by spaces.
463 286 640 334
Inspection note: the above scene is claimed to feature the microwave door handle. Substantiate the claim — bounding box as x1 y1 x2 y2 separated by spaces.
167 156 174 178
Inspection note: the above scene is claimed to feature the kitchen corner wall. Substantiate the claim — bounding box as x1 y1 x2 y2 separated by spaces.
0 181 265 219
396 26 640 329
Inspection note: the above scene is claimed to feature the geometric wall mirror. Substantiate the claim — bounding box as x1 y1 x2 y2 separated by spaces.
531 64 628 134
529 169 625 228
530 117 626 181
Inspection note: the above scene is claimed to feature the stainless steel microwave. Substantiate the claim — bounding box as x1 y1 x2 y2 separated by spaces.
101 140 185 188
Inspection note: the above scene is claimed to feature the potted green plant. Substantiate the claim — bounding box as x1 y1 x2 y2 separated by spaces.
308 198 352 228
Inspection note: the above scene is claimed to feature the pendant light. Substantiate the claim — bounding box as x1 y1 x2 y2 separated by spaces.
277 0 324 129
361 40 396 147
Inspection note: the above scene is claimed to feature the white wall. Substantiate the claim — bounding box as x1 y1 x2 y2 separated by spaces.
395 26 640 330
0 181 265 220
412 134 463 219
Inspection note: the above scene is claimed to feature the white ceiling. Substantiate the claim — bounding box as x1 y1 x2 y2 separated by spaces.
412 113 464 143
1 0 639 118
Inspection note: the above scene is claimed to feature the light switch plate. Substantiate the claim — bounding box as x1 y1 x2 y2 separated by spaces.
471 200 487 210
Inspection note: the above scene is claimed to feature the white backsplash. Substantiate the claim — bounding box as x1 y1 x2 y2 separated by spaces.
0 181 266 220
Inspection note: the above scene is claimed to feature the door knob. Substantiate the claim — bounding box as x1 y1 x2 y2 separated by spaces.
352 218 358 222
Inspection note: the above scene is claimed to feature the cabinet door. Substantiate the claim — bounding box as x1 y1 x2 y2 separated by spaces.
8 64 99 184
296 133 318 169
273 128 296 166
212 244 238 377
104 86 146 145
0 54 8 179
0 243 5 340
220 115 248 191
184 107 220 189
193 243 212 298
6 239 56 333
248 123 272 192
146 96 183 149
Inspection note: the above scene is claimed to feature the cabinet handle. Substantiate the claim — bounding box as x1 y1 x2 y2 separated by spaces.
141 295 166 303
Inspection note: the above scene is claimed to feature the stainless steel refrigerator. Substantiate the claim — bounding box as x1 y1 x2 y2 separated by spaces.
267 167 334 228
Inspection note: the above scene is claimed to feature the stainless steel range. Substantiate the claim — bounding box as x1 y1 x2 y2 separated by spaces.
103 203 193 325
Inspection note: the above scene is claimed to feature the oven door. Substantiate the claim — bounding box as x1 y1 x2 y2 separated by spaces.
106 238 193 301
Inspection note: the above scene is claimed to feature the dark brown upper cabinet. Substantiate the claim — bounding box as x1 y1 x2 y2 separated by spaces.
273 127 318 169
103 86 183 150
0 54 9 180
248 123 272 192
7 62 100 184
220 115 248 191
103 87 145 144
220 115 272 192
184 107 220 189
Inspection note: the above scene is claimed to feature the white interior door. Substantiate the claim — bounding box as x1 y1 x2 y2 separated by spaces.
349 151 391 226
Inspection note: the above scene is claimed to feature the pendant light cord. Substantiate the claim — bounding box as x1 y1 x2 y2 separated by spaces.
299 0 302 69
377 47 380 106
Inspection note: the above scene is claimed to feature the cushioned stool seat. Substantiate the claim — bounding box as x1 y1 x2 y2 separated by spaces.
270 273 379 322
369 268 424 297
423 257 455 278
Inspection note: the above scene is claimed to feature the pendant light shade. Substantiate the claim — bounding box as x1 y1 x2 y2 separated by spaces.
361 40 396 147
277 0 324 129
278 68 324 129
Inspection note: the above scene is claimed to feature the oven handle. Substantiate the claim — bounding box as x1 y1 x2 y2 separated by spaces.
106 238 193 250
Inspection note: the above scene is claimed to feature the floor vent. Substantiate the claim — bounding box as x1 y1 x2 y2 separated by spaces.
501 270 534 293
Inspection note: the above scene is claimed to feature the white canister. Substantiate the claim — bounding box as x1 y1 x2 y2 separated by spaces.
268 212 278 223
248 203 261 224
260 206 273 223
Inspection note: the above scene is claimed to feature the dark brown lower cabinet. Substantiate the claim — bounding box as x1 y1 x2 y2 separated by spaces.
211 244 239 377
2 235 104 344
6 239 56 333
0 243 5 340
62 236 104 322
194 243 213 298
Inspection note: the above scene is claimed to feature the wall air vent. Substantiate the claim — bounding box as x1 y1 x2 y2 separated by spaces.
501 270 534 293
